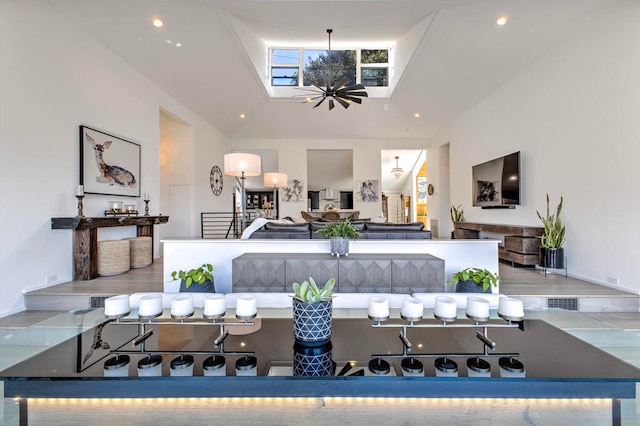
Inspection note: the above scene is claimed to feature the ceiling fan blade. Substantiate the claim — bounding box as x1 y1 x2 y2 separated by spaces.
334 97 350 109
329 99 335 110
340 90 368 98
323 77 332 89
303 95 325 103
344 83 366 91
340 95 363 104
332 78 351 91
313 97 326 108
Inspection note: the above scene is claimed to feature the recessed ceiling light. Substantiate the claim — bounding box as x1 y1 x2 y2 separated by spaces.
152 18 163 28
175 43 182 48
496 16 507 26
414 113 420 118
240 114 246 119
165 40 172 44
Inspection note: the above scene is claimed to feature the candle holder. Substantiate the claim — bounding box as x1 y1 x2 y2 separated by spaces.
144 199 150 216
76 195 85 218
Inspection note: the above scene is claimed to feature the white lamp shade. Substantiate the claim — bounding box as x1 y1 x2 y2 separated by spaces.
263 172 288 188
224 153 261 177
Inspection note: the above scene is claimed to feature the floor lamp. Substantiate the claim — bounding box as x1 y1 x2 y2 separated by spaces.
263 172 288 219
224 153 261 231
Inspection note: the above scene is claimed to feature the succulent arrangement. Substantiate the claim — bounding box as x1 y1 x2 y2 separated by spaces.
292 277 336 303
536 193 565 248
170 263 214 289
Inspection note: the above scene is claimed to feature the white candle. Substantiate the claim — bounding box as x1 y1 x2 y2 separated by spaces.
204 294 226 317
171 294 194 317
498 297 524 319
235 294 257 318
138 294 163 317
76 185 84 196
368 296 389 319
143 192 149 200
434 296 457 320
104 294 130 317
401 296 423 319
466 297 490 320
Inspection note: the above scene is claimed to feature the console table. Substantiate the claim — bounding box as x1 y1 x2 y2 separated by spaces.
52 216 169 280
453 222 543 266
232 252 445 293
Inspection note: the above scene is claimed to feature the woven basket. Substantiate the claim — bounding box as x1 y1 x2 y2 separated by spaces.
98 240 130 276
124 236 152 268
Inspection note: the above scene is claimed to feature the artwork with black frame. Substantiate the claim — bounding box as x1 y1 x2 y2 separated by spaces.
80 125 140 197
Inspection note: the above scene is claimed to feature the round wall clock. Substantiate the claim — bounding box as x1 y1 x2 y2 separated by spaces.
427 184 434 196
210 165 223 196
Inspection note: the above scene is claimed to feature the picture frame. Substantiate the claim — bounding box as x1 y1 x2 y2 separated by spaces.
80 125 141 197
356 179 379 202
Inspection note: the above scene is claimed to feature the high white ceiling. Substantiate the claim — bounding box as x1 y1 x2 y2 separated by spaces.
47 0 611 191
48 0 610 141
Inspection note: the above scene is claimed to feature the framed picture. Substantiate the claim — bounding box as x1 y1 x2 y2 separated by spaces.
80 125 140 197
356 179 379 202
282 179 304 202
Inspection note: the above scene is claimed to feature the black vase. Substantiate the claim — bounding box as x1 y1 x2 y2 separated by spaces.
455 279 490 293
179 278 215 293
539 247 565 269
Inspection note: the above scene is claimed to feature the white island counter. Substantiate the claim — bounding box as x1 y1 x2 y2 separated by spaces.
161 239 499 293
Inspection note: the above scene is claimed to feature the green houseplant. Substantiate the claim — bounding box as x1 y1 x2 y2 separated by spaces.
170 263 215 292
316 219 361 256
536 194 566 269
450 204 465 239
292 277 336 346
449 267 499 293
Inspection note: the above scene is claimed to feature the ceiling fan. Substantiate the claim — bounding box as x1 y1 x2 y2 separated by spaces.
296 29 368 110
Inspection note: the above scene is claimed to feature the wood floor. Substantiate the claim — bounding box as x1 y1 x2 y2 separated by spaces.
2 258 637 332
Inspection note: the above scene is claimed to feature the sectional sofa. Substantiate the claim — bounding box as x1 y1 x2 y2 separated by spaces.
247 221 431 239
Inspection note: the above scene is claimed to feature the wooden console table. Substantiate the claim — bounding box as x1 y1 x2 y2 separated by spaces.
52 216 169 280
453 222 543 266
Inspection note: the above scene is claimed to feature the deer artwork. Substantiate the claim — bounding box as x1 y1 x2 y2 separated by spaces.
86 133 137 188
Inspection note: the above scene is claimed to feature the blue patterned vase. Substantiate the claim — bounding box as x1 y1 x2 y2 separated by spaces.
292 298 333 347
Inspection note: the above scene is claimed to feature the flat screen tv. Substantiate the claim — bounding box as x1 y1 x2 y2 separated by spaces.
472 151 520 208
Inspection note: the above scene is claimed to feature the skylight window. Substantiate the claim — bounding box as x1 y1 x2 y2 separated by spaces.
270 47 390 89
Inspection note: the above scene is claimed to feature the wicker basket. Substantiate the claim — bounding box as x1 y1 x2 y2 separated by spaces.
98 240 131 276
123 236 152 268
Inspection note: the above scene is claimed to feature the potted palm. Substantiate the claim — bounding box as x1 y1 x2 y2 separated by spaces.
450 204 465 239
292 277 335 346
170 263 215 293
536 194 566 269
449 267 499 293
316 219 361 256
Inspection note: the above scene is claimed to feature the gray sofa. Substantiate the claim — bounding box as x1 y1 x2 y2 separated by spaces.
248 221 431 239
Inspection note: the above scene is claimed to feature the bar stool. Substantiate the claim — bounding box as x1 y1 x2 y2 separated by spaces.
97 239 130 276
123 236 152 268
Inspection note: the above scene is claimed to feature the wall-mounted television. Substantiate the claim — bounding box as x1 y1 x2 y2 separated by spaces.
472 151 520 208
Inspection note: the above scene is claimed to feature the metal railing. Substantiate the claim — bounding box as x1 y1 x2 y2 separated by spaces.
200 211 262 239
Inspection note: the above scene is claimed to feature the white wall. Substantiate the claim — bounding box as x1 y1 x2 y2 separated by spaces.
232 139 428 219
0 1 228 316
430 3 640 293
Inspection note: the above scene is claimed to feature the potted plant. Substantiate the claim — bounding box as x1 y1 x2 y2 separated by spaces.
170 263 215 293
316 219 361 256
292 277 335 346
449 267 499 293
536 194 566 269
450 204 465 239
